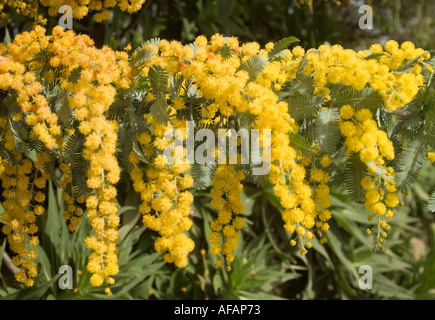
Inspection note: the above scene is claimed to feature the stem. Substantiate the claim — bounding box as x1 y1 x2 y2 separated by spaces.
2 251 20 274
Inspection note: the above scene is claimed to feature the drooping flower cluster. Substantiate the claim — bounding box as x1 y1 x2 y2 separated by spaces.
339 106 398 250
209 165 245 269
130 117 195 268
304 41 429 110
0 0 46 24
0 0 146 23
40 0 146 21
0 26 131 288
0 116 51 286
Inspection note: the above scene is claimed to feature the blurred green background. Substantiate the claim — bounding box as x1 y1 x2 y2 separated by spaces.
0 0 435 300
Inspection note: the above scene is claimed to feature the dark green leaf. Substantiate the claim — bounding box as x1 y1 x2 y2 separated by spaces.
287 95 321 121
268 36 299 58
396 135 428 192
240 55 267 82
345 155 369 202
314 108 341 155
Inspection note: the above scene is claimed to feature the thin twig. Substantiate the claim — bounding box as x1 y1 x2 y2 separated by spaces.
2 251 20 274
384 109 412 117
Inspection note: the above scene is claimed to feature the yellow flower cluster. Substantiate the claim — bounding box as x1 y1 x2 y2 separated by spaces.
0 119 51 286
133 34 430 259
209 165 244 269
159 35 319 257
340 106 395 162
0 0 46 24
1 26 131 288
0 25 431 291
303 41 429 110
130 118 195 268
59 162 85 231
39 0 146 21
339 106 398 250
0 0 145 22
0 27 61 150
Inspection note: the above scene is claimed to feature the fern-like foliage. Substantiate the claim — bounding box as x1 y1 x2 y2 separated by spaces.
117 125 134 174
345 155 369 202
239 55 267 82
216 45 234 60
314 108 341 156
396 135 428 192
148 65 172 124
429 190 435 212
268 36 299 59
289 132 313 157
148 65 169 95
291 72 314 95
331 87 383 110
150 92 172 125
236 112 258 128
62 132 90 197
53 92 73 128
286 95 322 121
243 164 266 188
325 161 345 187
191 162 216 189
364 52 389 61
395 52 429 74
8 119 28 152
131 38 160 70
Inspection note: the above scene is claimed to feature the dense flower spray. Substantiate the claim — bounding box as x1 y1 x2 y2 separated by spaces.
0 25 432 290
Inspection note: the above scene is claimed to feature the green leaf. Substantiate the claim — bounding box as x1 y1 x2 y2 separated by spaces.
314 108 341 155
291 72 314 94
53 92 72 128
364 52 389 60
414 224 435 299
35 246 53 281
42 182 69 272
286 95 322 121
150 92 172 125
395 52 429 74
331 87 383 111
345 155 369 203
131 48 155 69
148 64 169 95
191 162 216 189
236 112 257 127
3 28 11 46
325 231 359 281
8 119 28 152
428 190 435 212
396 135 428 192
215 44 234 60
0 274 60 300
62 133 90 197
325 162 345 187
118 193 141 242
0 240 6 271
240 55 267 82
268 36 299 59
68 67 82 84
